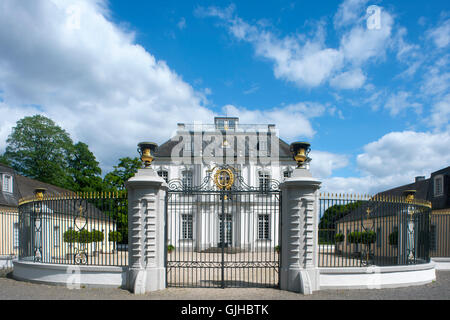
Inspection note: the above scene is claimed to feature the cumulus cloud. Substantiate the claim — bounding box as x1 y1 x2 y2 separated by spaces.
197 3 394 90
309 150 349 179
0 0 218 170
320 130 450 194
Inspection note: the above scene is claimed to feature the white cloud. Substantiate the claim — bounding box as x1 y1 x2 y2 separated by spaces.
309 150 349 179
0 0 214 170
330 68 366 89
427 19 450 48
428 94 450 130
357 130 450 178
320 130 450 194
197 3 394 90
333 0 369 29
339 9 394 65
222 102 326 141
384 91 422 116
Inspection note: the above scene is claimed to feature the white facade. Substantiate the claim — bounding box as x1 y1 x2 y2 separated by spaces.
153 117 296 251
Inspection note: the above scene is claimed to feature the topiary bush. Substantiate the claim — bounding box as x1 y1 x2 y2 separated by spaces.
389 229 398 246
91 230 104 242
348 231 376 244
335 233 345 243
167 244 175 253
78 229 93 244
63 229 78 243
108 231 122 243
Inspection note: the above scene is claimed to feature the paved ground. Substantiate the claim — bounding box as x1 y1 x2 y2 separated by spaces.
0 269 449 300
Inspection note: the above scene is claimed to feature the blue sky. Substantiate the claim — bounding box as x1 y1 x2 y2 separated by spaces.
0 0 449 194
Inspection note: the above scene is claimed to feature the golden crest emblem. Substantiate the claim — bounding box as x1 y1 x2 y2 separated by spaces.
213 167 235 190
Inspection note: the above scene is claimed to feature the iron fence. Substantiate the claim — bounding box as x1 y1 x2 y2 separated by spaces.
0 209 19 257
430 211 450 257
318 194 432 267
18 192 128 266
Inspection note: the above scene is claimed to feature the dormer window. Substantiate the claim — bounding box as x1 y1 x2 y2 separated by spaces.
2 174 13 193
215 117 239 130
434 175 444 197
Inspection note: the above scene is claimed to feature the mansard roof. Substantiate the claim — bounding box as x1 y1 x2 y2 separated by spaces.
154 131 294 160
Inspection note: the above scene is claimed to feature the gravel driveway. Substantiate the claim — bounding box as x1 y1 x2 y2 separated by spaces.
0 269 449 300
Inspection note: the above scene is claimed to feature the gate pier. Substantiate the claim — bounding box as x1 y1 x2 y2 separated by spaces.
125 166 167 294
279 143 321 294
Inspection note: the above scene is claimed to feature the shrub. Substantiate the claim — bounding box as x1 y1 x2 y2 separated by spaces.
78 229 93 244
348 231 376 244
108 231 122 243
167 244 175 253
389 229 398 246
91 230 104 242
275 245 280 253
334 233 345 243
63 229 78 243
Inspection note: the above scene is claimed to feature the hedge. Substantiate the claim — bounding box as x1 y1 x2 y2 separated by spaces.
335 233 345 243
347 230 377 244
108 231 123 243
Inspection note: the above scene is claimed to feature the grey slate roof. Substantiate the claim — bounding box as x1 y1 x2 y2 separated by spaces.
154 132 294 160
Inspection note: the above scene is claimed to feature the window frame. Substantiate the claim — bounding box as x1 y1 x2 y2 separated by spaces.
434 175 444 197
257 214 270 240
2 174 13 193
181 214 193 240
157 170 169 182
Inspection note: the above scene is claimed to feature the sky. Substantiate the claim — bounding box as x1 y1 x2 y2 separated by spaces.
0 0 449 194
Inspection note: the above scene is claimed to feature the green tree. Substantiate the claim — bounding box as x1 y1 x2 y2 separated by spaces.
0 153 11 166
67 142 104 192
103 157 141 191
319 201 363 230
3 115 73 188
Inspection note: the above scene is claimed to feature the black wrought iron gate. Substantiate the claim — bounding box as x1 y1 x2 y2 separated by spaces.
165 166 281 288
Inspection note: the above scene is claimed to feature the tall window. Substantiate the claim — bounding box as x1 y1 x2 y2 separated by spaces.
182 171 193 189
259 140 267 151
259 172 270 191
434 176 444 197
181 214 193 240
2 174 13 193
258 214 270 240
13 223 19 249
54 226 60 248
158 170 169 182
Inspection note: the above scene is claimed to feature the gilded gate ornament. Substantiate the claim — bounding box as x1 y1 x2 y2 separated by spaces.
213 168 234 190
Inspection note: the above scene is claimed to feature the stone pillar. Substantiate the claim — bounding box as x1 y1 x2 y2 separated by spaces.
125 168 167 294
279 167 321 294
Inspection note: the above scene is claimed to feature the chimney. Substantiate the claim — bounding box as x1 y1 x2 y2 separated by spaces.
415 176 425 183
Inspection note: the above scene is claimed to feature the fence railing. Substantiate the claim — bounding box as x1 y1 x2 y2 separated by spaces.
18 192 128 267
430 211 450 258
318 193 432 267
0 209 19 257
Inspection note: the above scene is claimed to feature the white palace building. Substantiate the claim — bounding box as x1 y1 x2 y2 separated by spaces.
152 117 297 252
